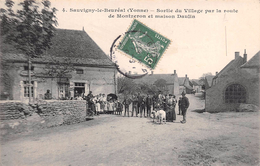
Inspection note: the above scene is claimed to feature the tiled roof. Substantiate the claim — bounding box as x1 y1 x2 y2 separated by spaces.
2 53 114 67
241 51 260 68
178 76 193 89
191 79 201 86
178 77 186 85
1 29 115 67
134 73 178 85
213 56 244 79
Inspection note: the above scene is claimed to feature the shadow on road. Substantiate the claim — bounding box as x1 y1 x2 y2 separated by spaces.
192 109 205 113
146 119 182 125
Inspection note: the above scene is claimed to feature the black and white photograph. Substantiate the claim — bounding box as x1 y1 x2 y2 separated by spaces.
0 0 259 165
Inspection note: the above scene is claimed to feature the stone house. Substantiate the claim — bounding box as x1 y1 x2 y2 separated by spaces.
178 75 193 94
133 70 179 95
205 51 259 112
191 79 203 93
0 29 117 102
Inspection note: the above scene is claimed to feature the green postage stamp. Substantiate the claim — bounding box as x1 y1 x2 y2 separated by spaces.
117 19 171 69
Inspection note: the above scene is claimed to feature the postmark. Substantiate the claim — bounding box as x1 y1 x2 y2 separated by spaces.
117 19 171 70
110 31 149 79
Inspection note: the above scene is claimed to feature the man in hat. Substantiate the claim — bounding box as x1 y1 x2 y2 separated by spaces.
137 92 143 117
86 91 95 116
131 94 138 117
140 96 146 118
180 91 189 124
146 94 153 118
123 95 131 117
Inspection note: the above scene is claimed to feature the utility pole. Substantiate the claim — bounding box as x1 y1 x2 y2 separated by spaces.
28 57 32 103
114 68 117 94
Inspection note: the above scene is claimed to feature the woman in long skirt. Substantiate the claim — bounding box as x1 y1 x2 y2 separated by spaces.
166 94 176 122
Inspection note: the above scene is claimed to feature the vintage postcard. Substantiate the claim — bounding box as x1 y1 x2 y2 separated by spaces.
0 0 259 165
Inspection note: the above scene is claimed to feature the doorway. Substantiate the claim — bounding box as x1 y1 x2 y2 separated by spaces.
74 82 85 97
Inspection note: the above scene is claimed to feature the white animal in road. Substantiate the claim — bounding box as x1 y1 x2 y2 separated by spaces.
151 109 166 124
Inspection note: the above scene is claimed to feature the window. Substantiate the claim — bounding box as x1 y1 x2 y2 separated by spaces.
75 83 85 87
58 84 69 98
23 81 34 97
24 66 34 71
225 84 246 103
74 83 85 97
76 69 83 74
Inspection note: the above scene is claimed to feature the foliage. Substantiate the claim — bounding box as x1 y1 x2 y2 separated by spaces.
0 61 14 100
117 76 160 96
0 0 58 58
43 57 75 78
154 78 166 88
153 78 168 93
117 76 137 95
138 83 158 95
199 72 213 86
1 0 58 101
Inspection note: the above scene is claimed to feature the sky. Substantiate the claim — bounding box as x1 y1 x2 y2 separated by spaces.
1 0 260 79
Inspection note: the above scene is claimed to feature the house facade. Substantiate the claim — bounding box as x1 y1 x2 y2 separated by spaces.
1 29 117 102
191 79 203 93
205 51 259 112
178 75 193 94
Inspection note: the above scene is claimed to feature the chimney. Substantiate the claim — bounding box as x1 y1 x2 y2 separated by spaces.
185 74 187 78
83 26 85 31
174 70 176 74
128 71 131 75
235 52 239 59
243 49 247 63
216 71 218 75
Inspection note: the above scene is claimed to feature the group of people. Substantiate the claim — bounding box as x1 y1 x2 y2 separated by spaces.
85 90 190 124
85 91 107 116
122 91 189 124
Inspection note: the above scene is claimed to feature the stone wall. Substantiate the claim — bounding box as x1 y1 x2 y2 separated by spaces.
0 101 32 120
205 68 259 113
36 100 87 125
0 100 87 136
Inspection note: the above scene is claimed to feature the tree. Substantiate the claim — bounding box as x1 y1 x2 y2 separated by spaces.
0 0 58 102
117 76 137 95
199 72 213 86
154 79 167 93
43 57 75 78
137 82 158 95
0 59 15 100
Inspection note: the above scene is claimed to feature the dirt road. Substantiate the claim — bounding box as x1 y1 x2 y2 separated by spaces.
1 94 259 166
